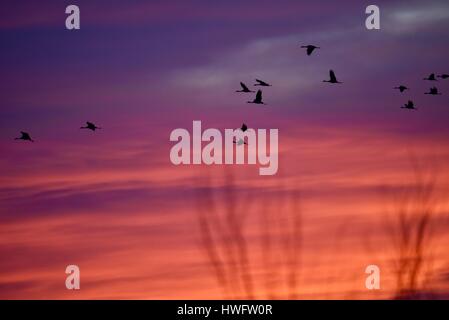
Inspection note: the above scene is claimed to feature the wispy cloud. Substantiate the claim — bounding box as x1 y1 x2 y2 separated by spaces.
385 1 449 34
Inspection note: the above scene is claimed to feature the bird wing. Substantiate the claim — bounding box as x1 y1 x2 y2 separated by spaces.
240 82 249 91
329 70 337 82
256 79 268 86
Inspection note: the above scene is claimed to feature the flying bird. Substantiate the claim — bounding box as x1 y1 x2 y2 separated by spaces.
323 70 342 84
394 85 408 93
15 131 34 142
437 74 449 79
80 121 101 131
233 138 247 146
236 82 254 93
247 90 266 105
401 100 417 110
423 73 438 81
301 45 320 56
254 79 271 87
425 87 442 95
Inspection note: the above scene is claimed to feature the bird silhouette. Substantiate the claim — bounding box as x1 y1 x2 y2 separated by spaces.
254 79 271 87
233 138 248 145
394 85 408 93
425 87 442 95
401 100 417 110
437 74 449 79
236 82 254 93
323 70 342 84
247 90 266 105
80 121 101 131
240 123 248 132
15 131 34 142
301 45 320 56
423 73 438 81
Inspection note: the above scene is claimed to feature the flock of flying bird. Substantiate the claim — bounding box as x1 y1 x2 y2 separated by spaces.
14 121 101 142
235 44 447 114
14 44 448 143
396 73 448 110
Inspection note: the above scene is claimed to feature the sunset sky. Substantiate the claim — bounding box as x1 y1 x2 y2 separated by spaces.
1 0 449 299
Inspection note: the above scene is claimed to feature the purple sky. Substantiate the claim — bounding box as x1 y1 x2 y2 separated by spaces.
1 0 448 136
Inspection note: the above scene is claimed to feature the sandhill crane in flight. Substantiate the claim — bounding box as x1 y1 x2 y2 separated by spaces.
233 138 248 146
236 82 254 93
394 85 408 93
254 79 271 87
323 70 342 84
401 100 417 110
233 124 249 145
437 74 449 79
247 90 266 105
301 45 320 56
15 131 34 142
80 122 101 131
423 73 438 81
425 87 442 95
